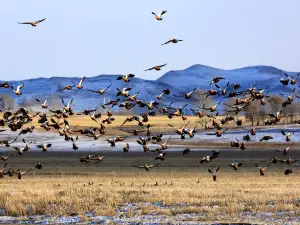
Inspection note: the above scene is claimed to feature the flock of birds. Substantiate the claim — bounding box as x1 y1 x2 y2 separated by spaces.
0 11 299 181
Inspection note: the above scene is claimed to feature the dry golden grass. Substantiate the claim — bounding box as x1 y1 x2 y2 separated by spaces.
0 171 299 221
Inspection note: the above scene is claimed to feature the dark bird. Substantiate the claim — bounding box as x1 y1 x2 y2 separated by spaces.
18 18 46 26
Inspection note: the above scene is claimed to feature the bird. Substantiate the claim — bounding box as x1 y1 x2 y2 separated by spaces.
35 99 48 108
11 84 24 96
230 162 243 170
88 84 112 95
161 39 183 45
116 74 135 82
36 144 52 152
144 63 167 71
154 152 167 161
152 10 167 20
14 169 32 179
59 84 76 91
208 166 220 182
75 76 86 89
284 168 293 175
132 163 160 171
18 18 46 26
35 162 43 169
255 163 271 176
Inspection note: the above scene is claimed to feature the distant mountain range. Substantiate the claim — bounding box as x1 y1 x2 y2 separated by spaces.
0 65 297 112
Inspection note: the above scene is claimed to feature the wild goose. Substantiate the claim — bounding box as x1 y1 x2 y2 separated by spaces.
13 146 29 155
255 163 271 176
275 143 293 155
14 168 32 179
119 101 136 110
208 166 220 182
0 82 10 88
151 134 163 143
88 84 112 94
59 84 76 91
18 18 46 26
0 137 18 147
168 121 190 136
284 72 300 85
154 152 167 161
1 155 10 162
35 162 43 169
148 88 170 100
152 10 167 20
77 108 97 116
90 111 101 123
102 117 115 124
161 38 183 45
284 168 293 175
35 99 48 108
280 130 293 142
11 84 24 96
203 89 219 99
18 126 35 136
210 77 225 85
36 143 52 152
206 128 228 137
78 155 99 163
230 162 243 170
127 91 140 101
116 74 135 82
201 100 222 112
173 88 196 99
116 87 133 97
132 163 160 171
123 143 130 152
74 76 86 89
145 101 160 110
103 98 120 108
144 63 167 71
215 81 230 96
260 135 273 142
137 137 151 146
71 136 79 150
280 77 290 86
184 124 198 138
171 104 188 117
0 163 7 178
92 156 106 162
183 148 191 155
278 157 299 165
61 98 73 112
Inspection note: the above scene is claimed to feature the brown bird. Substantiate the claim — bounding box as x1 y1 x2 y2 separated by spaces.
59 84 76 91
14 168 32 179
230 162 243 170
71 136 79 150
117 74 135 82
11 84 24 96
275 143 293 155
161 38 183 45
75 76 86 89
0 163 7 178
284 168 293 175
255 163 271 176
132 163 160 171
123 143 130 152
152 10 167 20
35 99 48 108
36 144 52 152
88 84 112 95
144 63 167 71
208 166 219 182
18 18 46 26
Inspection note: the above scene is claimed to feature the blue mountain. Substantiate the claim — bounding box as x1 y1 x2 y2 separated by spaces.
0 65 297 112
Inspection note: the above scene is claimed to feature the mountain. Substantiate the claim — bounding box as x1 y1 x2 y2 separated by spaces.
0 65 298 112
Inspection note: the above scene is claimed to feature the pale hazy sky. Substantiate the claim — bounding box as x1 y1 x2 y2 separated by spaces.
1 0 300 80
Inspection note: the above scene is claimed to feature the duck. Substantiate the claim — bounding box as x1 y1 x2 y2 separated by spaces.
148 89 170 100
230 162 243 170
123 143 130 152
210 77 225 85
161 38 183 45
18 18 46 26
14 169 32 179
11 84 24 96
275 143 293 155
71 136 79 150
208 166 219 182
154 152 167 161
284 168 293 175
132 163 160 171
284 72 300 85
280 130 293 142
202 100 222 112
88 84 112 94
260 135 273 142
13 147 28 155
174 88 196 99
255 163 271 176
92 156 106 162
144 63 167 71
35 99 48 108
116 74 135 82
78 155 99 163
116 87 133 97
0 163 7 178
35 162 43 169
59 84 76 91
152 10 167 20
36 143 52 152
74 76 86 89
0 82 10 88
182 148 191 155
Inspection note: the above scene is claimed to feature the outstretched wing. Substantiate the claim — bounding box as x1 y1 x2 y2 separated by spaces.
35 18 46 24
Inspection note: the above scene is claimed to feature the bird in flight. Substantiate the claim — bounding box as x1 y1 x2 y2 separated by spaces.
18 18 46 26
152 10 167 20
144 63 167 71
161 38 183 45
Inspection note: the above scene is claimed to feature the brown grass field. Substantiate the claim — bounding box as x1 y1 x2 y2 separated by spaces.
0 171 299 222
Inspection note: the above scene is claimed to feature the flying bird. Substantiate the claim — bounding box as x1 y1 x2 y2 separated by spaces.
18 18 46 26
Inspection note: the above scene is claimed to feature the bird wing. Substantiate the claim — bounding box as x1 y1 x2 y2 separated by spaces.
79 76 86 85
159 10 167 17
281 130 286 136
144 67 154 71
116 76 123 80
18 21 32 25
35 18 46 24
46 144 52 148
158 63 167 68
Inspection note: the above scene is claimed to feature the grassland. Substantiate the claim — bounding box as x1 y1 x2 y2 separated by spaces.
0 170 299 223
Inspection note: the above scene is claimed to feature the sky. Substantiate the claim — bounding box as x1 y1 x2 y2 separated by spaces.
1 0 300 81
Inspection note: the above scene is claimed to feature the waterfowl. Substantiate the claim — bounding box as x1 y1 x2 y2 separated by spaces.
14 168 32 179
190 108 205 118
152 10 167 20
92 156 106 162
102 117 115 124
161 38 183 45
18 18 46 26
260 135 273 142
61 98 73 112
208 166 219 182
174 88 196 99
183 148 191 155
71 136 79 150
278 157 299 165
144 63 167 71
230 162 243 170
215 81 230 96
148 88 170 100
116 87 133 97
280 130 293 142
255 163 271 176
0 82 10 88
132 163 160 171
154 152 167 161
202 100 222 112
116 74 135 82
275 143 293 155
78 155 99 163
1 155 10 162
284 168 293 175
59 84 76 91
0 163 7 178
11 84 24 96
280 77 290 86
137 137 151 146
13 146 29 155
75 76 86 89
35 99 48 108
36 143 52 152
35 162 43 169
210 77 225 85
123 143 130 152
77 108 97 116
88 84 112 94
151 134 163 143
0 137 18 147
